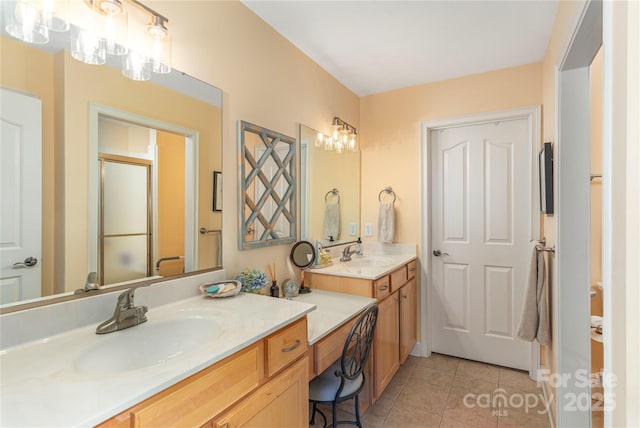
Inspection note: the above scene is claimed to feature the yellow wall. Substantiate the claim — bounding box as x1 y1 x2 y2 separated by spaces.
360 63 542 245
590 48 603 288
0 36 56 297
154 0 360 280
157 131 186 276
539 0 581 391
308 145 360 241
358 62 542 345
61 51 221 291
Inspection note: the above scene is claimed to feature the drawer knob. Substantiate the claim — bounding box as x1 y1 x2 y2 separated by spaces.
379 285 388 291
281 340 301 353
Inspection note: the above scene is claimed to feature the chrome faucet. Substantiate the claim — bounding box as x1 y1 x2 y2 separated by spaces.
340 238 364 262
96 288 148 334
74 272 100 294
340 245 359 262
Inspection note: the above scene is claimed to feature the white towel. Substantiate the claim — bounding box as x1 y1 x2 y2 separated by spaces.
323 200 340 240
517 244 551 345
378 201 395 243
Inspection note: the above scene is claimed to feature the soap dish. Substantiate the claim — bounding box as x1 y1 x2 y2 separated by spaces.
198 280 242 298
312 261 333 269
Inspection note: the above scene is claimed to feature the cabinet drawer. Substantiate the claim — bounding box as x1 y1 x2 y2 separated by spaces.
266 317 308 376
389 266 407 292
213 357 309 428
315 316 358 375
130 343 262 428
407 260 417 280
373 276 390 300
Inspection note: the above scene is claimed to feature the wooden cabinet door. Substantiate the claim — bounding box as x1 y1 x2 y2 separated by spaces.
213 357 308 428
399 278 417 364
374 292 399 399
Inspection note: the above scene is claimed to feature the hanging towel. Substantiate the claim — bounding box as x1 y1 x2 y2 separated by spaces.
517 244 551 345
323 199 340 240
378 201 395 243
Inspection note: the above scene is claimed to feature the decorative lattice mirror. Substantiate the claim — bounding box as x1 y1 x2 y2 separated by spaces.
238 121 296 250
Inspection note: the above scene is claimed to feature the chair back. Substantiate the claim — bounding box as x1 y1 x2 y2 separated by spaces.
339 304 378 381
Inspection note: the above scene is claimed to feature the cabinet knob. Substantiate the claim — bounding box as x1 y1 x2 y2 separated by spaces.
379 285 388 291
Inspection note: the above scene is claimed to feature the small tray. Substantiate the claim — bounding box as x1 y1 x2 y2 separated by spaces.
312 261 333 269
198 280 242 298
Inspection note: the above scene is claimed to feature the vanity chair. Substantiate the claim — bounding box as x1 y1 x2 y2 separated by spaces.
309 304 378 428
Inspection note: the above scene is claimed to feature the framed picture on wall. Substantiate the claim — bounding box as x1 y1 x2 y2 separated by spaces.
213 171 222 211
538 142 554 214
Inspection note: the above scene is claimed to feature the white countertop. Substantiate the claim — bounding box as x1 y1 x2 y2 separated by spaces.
0 293 315 428
307 242 417 280
290 290 376 344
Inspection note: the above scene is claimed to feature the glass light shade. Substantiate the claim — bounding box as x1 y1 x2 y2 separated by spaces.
314 132 324 148
335 139 344 154
93 0 128 56
341 125 349 145
332 118 341 140
4 0 49 44
42 0 69 32
324 136 334 151
348 131 358 151
122 50 151 81
71 26 106 65
148 30 171 74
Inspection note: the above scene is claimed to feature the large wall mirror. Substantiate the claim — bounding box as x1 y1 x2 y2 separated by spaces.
238 121 296 250
0 21 223 309
299 124 360 243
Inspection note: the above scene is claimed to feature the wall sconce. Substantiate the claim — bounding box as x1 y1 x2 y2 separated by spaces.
314 117 358 153
3 0 171 81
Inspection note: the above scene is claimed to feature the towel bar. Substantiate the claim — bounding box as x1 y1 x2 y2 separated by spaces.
378 186 396 204
536 245 555 254
325 188 340 203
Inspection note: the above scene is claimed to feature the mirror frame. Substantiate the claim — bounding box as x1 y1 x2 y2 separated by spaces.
238 120 297 250
289 240 316 269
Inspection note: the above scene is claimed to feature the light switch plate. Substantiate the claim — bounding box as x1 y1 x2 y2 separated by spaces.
364 223 373 236
348 223 357 236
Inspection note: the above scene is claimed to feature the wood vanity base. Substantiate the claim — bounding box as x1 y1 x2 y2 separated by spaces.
98 318 308 428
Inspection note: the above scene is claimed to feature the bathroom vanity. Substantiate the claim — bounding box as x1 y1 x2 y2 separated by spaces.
306 243 417 402
0 271 315 427
0 270 382 427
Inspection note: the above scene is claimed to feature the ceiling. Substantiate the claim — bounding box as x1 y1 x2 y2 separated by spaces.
242 1 559 96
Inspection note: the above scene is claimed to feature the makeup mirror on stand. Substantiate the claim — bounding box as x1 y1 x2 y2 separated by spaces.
289 241 316 294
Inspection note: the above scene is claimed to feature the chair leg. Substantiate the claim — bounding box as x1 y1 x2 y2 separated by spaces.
332 401 337 428
310 402 317 425
354 395 362 428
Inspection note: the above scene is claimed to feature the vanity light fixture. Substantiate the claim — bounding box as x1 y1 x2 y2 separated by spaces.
319 117 358 153
3 0 172 81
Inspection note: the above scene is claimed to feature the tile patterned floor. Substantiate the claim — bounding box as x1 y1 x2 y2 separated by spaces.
310 353 552 427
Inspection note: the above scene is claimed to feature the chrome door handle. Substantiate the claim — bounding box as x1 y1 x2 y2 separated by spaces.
432 249 449 257
13 257 38 268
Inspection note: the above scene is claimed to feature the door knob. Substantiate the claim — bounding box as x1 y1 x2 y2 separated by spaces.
13 256 38 268
432 249 449 257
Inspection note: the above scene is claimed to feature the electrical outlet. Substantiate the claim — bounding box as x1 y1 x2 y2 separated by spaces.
364 223 373 236
348 223 357 236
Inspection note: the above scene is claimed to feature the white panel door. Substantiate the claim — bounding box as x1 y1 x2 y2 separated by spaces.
0 88 42 305
430 119 531 370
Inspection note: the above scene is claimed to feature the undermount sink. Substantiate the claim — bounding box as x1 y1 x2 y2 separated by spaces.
74 316 221 376
343 256 393 268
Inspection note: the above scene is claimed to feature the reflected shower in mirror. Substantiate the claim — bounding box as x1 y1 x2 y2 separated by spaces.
299 124 360 243
0 23 222 309
238 121 296 250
